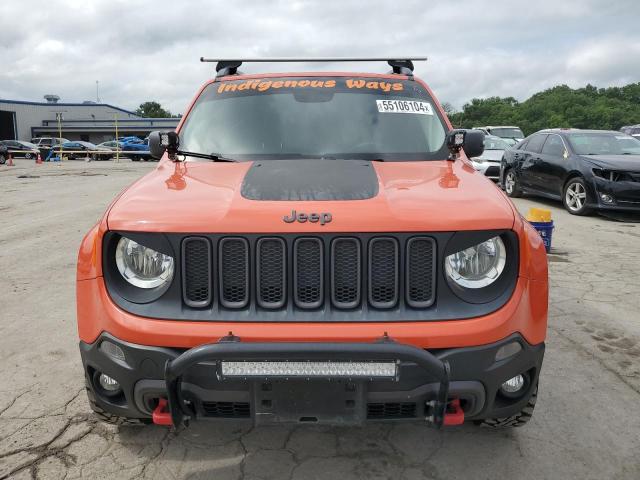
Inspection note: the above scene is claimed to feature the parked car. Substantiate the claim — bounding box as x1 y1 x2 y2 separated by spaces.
77 58 547 430
470 134 510 180
31 137 69 148
501 129 640 215
0 140 39 158
97 140 124 152
51 141 101 161
620 125 640 139
0 143 7 164
474 126 524 146
119 136 151 161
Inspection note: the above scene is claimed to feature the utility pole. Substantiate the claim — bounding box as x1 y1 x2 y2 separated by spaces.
55 112 64 161
114 113 119 163
96 81 100 103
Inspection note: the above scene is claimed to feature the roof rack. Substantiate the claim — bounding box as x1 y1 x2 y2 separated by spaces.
200 57 428 77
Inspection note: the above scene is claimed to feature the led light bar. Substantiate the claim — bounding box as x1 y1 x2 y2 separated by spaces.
221 361 397 378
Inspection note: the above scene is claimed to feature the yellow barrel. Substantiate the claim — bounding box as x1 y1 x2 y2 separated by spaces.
526 208 552 223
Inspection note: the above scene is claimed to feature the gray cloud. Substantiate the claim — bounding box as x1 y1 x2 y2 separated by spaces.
1 0 639 114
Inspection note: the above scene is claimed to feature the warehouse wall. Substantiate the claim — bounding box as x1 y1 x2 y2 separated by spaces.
0 100 141 141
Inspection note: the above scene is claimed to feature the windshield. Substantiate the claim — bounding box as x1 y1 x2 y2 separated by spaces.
179 77 448 161
489 128 524 139
483 136 509 150
568 133 640 155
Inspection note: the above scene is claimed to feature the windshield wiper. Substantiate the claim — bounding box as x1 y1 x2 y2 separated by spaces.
177 150 237 162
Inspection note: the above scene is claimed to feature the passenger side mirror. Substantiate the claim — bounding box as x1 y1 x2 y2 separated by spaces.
149 131 179 160
446 129 485 160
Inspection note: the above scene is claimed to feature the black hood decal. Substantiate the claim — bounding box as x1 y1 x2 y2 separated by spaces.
241 159 379 201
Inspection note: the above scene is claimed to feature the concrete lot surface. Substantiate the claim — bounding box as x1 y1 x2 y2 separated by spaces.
1 159 639 479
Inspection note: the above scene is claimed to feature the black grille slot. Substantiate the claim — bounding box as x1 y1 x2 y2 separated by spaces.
201 401 250 418
257 238 286 309
367 402 416 419
294 238 323 308
331 238 361 308
406 237 436 308
182 237 212 307
219 238 249 308
368 238 399 308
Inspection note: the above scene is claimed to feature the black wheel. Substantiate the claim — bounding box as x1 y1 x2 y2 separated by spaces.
503 169 523 198
25 152 33 159
85 379 149 426
563 177 593 216
0 154 5 165
477 384 537 428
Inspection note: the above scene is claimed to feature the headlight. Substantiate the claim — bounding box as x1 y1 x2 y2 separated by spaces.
445 236 506 288
115 237 174 288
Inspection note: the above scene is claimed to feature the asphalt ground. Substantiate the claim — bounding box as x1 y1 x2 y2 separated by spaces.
1 159 639 479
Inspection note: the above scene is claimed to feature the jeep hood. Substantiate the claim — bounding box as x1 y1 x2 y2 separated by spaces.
107 159 515 232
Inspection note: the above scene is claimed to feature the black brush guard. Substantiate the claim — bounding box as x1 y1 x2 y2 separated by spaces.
164 336 451 428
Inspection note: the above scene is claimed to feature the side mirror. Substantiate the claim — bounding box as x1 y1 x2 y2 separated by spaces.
446 129 485 159
148 131 179 160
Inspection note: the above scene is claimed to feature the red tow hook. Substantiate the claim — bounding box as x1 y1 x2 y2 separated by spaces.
152 398 173 426
443 398 465 426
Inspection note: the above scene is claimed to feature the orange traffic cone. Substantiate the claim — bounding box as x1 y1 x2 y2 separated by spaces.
7 153 14 166
36 152 43 164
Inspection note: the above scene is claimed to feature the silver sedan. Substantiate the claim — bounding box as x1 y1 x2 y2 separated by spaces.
470 135 510 181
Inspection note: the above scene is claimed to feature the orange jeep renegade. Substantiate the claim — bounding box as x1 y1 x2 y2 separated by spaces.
76 58 548 429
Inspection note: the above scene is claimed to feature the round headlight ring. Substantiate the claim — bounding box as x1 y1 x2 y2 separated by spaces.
445 236 506 289
115 236 174 289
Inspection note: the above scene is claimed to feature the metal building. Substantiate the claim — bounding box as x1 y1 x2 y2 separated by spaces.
0 99 179 144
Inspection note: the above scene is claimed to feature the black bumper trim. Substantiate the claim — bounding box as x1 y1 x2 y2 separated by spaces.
80 332 544 425
164 336 451 428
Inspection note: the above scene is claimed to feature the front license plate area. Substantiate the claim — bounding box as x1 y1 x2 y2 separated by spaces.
253 379 364 425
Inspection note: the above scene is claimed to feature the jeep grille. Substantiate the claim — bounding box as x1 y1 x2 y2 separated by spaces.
181 234 436 313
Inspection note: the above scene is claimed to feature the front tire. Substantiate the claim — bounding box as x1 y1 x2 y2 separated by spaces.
504 169 523 198
477 384 537 428
563 177 592 215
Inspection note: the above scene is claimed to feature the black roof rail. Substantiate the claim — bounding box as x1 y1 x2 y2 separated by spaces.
200 57 428 78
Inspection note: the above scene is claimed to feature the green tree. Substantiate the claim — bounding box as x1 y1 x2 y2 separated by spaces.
135 101 173 118
450 82 640 135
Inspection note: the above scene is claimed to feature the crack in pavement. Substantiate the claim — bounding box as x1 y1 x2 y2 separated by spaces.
0 413 96 479
0 385 37 417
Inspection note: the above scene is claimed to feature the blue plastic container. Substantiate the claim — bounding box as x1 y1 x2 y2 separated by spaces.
529 221 554 253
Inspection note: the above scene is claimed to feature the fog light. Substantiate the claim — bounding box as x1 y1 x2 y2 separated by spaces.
501 374 524 393
99 340 126 363
599 193 614 204
98 373 121 392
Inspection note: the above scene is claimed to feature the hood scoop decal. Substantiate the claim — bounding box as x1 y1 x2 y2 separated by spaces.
241 159 379 201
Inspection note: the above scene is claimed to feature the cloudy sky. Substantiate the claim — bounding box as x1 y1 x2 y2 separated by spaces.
1 0 639 114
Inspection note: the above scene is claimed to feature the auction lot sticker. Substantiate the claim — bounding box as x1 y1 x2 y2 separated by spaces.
376 99 433 115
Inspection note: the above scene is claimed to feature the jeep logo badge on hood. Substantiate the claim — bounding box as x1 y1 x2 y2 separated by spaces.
283 210 332 225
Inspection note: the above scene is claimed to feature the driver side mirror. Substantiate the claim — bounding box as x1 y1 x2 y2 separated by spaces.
148 131 179 160
446 129 485 159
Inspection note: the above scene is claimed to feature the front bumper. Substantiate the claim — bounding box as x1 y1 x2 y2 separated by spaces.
593 178 640 211
80 333 544 427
